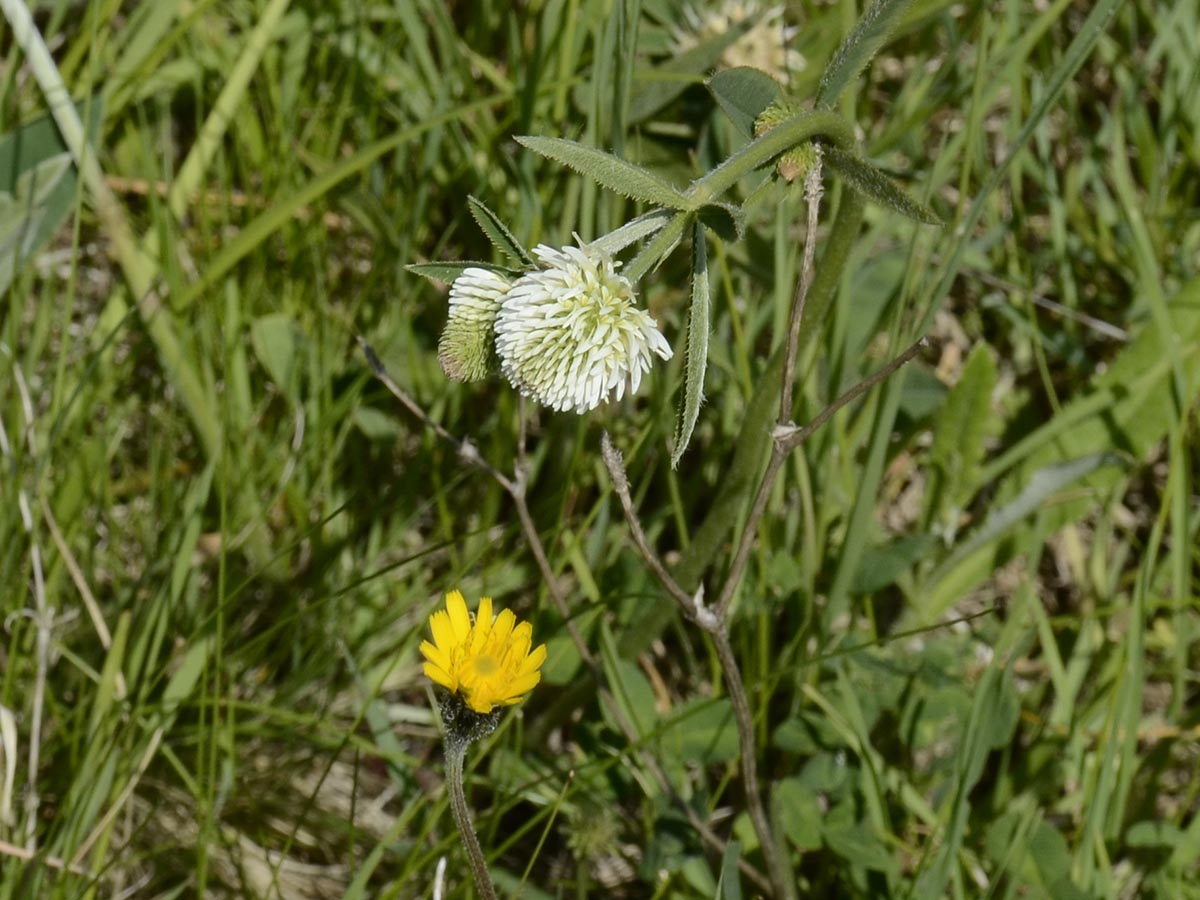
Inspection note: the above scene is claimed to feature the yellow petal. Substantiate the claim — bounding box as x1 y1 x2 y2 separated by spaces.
504 671 541 697
423 661 456 690
419 640 451 672
470 596 494 652
519 643 547 675
429 610 455 651
446 590 471 642
491 608 516 644
465 691 494 714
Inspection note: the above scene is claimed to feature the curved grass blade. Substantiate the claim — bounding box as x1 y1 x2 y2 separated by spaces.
515 135 691 210
467 194 534 266
823 145 941 225
672 220 711 468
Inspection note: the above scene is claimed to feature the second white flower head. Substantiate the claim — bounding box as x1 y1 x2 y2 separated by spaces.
494 242 672 413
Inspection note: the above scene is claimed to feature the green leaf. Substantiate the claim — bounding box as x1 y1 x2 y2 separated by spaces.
515 135 690 209
697 201 744 242
927 343 998 538
823 145 940 224
0 99 102 295
250 313 300 396
352 406 402 440
773 779 823 851
658 698 738 763
672 222 710 468
851 534 937 594
628 19 756 124
406 261 520 284
591 208 673 255
707 66 783 138
816 0 915 108
467 194 534 265
716 840 744 900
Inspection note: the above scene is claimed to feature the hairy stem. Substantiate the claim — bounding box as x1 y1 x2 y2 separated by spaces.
445 742 498 900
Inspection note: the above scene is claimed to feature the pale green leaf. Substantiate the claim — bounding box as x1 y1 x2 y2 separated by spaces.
515 135 690 209
250 313 299 395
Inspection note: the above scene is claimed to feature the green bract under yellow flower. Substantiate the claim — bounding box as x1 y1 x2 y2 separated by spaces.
420 590 547 714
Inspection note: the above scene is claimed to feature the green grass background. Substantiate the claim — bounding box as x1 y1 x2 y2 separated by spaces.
1 0 1197 897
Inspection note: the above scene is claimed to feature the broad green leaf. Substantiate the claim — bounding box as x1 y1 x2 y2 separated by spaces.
250 313 300 396
823 145 941 224
697 200 744 242
627 19 755 124
657 697 737 763
515 135 690 209
707 66 783 138
773 779 823 850
927 342 998 539
353 406 402 440
467 194 534 265
406 260 520 284
851 534 937 594
598 622 657 738
0 100 102 295
816 0 915 108
672 221 710 467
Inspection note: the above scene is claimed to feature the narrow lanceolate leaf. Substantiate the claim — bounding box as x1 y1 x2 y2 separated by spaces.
467 195 534 266
672 221 711 468
515 135 691 210
707 66 783 138
816 0 914 108
927 343 997 541
823 145 941 225
590 208 673 255
406 261 520 284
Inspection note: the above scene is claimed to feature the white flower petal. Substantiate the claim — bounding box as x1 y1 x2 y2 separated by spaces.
494 241 672 413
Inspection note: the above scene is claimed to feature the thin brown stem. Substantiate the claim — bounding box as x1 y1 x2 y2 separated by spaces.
712 629 796 900
445 743 498 900
778 337 928 454
600 433 697 617
358 337 516 492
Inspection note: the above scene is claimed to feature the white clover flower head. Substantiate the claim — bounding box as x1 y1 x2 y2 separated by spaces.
494 242 673 414
438 267 512 382
673 1 804 84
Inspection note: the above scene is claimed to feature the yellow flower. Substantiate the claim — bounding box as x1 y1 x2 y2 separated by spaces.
420 590 547 714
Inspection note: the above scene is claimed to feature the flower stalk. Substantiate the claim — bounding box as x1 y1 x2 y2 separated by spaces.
444 737 499 900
